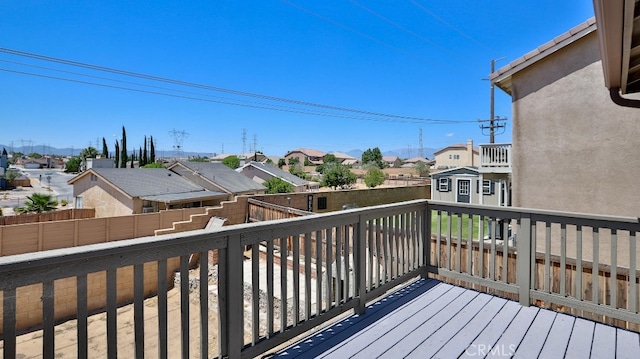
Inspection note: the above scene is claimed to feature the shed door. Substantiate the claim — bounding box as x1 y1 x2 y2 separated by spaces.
457 179 471 203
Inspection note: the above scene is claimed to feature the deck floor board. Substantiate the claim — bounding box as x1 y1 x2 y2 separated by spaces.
271 278 640 359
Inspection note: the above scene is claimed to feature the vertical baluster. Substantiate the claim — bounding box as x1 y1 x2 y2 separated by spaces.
544 223 551 293
402 212 408 273
456 213 462 273
305 233 312 320
3 288 17 359
478 215 484 278
77 275 88 359
344 226 351 300
326 228 333 309
180 256 190 358
107 268 118 359
43 281 54 359
134 264 145 358
560 224 566 297
446 212 452 270
395 214 401 277
502 219 509 283
383 216 389 283
267 240 274 336
530 222 537 290
199 252 208 358
467 214 473 276
490 219 496 281
157 260 168 359
281 237 288 333
576 226 583 301
315 230 322 315
367 219 373 290
293 234 300 325
611 229 617 308
593 228 600 304
436 211 442 269
375 218 381 285
251 244 260 344
336 227 343 304
630 231 637 313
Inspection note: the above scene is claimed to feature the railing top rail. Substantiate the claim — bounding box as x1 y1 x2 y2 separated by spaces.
428 200 640 227
247 198 313 216
479 143 512 147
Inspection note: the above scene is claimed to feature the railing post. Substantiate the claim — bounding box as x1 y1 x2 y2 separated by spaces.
516 214 532 306
221 234 244 358
422 202 431 278
356 214 367 315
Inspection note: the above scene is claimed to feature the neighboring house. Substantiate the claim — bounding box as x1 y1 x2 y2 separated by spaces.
84 158 115 171
167 161 266 196
433 140 479 169
329 152 357 165
491 18 640 217
402 157 435 169
211 153 234 162
430 167 503 206
284 148 326 165
382 156 402 168
237 161 319 192
68 168 228 217
238 152 268 164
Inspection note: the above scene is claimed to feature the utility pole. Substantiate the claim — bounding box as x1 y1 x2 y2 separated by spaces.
481 58 507 143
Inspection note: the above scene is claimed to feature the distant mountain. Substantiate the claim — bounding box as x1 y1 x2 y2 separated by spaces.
0 144 213 159
342 147 438 161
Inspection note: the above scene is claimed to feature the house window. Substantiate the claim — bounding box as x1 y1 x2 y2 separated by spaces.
318 197 327 210
483 180 494 195
75 196 83 209
454 155 460 160
438 178 450 191
449 155 452 159
90 174 97 182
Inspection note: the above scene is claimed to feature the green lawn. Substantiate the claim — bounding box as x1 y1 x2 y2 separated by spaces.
431 211 486 241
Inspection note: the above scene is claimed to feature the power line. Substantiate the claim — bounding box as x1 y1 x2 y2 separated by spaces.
0 47 456 124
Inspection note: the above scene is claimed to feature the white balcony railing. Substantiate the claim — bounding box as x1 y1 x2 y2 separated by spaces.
479 143 512 171
1 199 640 358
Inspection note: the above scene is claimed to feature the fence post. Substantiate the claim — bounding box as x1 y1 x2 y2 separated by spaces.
220 234 244 358
422 202 431 278
355 214 367 315
516 214 532 306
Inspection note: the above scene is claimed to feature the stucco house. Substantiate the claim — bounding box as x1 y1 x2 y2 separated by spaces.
167 161 266 196
491 17 640 217
382 156 402 168
68 168 228 217
237 161 319 192
433 140 479 169
430 166 503 206
284 148 326 165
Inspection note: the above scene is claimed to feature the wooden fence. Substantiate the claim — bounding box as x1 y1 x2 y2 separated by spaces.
0 209 96 225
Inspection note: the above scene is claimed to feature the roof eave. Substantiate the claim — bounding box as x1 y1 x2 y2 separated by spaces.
593 0 625 90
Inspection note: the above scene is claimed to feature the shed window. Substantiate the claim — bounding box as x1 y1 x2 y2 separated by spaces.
318 196 327 210
482 180 494 195
438 177 450 192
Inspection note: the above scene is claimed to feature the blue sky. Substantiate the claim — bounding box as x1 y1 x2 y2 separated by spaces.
1 1 594 157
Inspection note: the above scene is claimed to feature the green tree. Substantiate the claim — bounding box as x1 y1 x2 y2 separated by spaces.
317 154 339 174
277 158 286 168
27 152 43 159
364 168 385 188
288 157 300 166
320 163 356 190
15 193 57 213
414 161 430 177
264 177 294 194
120 126 128 168
222 155 240 169
142 162 166 168
289 163 310 180
80 146 98 161
362 147 385 169
65 157 82 173
190 156 210 162
150 136 156 163
142 136 148 166
114 141 120 168
102 137 109 158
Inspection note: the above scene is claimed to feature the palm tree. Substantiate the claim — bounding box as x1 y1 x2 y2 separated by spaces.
16 193 57 213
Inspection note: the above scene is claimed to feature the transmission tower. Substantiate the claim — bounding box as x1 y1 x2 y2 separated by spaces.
169 129 189 159
242 128 247 155
252 134 258 154
418 128 424 158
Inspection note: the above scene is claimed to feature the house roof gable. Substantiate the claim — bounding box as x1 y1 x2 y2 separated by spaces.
491 18 597 94
170 161 266 193
238 161 309 186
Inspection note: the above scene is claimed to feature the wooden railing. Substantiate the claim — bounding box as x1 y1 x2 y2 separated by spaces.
1 199 640 358
479 143 512 169
247 198 312 222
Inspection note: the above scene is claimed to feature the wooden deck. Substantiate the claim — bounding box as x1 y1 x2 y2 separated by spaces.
270 278 640 358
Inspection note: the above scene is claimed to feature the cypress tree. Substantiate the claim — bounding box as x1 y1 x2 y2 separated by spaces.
143 136 148 166
120 126 127 168
139 147 143 166
102 137 109 158
150 136 156 163
114 141 120 168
